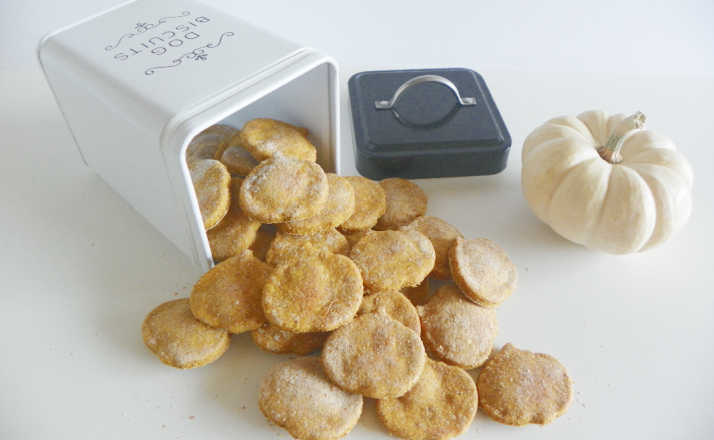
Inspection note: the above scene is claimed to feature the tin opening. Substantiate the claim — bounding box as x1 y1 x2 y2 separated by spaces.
189 63 336 173
181 61 338 270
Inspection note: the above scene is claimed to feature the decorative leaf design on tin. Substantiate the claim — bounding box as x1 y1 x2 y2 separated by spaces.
144 32 235 75
134 22 154 33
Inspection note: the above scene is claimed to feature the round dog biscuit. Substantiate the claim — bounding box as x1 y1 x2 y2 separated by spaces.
418 284 498 369
477 343 573 426
142 298 230 369
375 178 428 230
251 323 328 355
185 124 237 164
402 216 463 279
189 159 231 230
240 118 316 162
376 358 478 440
280 174 356 235
266 229 349 266
449 237 517 307
402 278 431 306
259 357 363 440
322 313 426 399
350 230 435 291
206 178 261 261
201 124 238 140
186 136 221 164
190 250 271 334
339 176 386 232
358 290 420 334
239 155 328 223
262 251 363 333
219 132 259 176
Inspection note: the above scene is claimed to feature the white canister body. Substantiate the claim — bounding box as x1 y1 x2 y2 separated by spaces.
38 0 340 274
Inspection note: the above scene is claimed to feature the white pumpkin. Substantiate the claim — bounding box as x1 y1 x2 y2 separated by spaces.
521 110 693 254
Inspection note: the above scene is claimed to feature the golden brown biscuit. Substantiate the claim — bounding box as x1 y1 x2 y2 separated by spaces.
322 313 426 399
200 123 237 139
185 124 237 164
142 298 230 369
358 290 420 334
249 224 276 261
239 155 328 223
189 250 271 334
259 357 363 440
375 178 428 230
251 323 328 355
401 216 463 279
262 251 363 333
339 176 386 232
477 343 573 426
189 159 231 230
280 174 356 235
220 144 259 176
376 359 478 440
186 136 219 164
265 229 349 266
418 284 498 369
240 118 316 162
219 132 259 176
350 230 435 291
449 237 517 307
401 278 431 306
206 177 261 261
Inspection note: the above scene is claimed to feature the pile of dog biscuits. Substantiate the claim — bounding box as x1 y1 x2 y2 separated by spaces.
141 119 573 440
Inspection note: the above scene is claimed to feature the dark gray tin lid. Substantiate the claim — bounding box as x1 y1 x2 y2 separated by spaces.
348 68 511 179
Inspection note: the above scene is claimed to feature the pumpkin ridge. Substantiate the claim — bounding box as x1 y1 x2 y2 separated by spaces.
542 153 602 224
588 165 615 250
522 136 568 161
623 163 691 250
523 136 597 164
523 120 596 158
627 164 669 250
623 168 658 252
544 122 596 144
522 139 598 223
623 149 694 188
576 110 611 145
619 130 676 159
523 126 573 158
548 114 598 142
547 157 608 245
622 160 690 187
592 166 656 253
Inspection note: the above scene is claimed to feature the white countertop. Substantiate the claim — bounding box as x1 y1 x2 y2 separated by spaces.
1 1 713 439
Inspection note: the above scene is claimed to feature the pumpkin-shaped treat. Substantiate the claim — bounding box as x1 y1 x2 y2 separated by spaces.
522 111 693 254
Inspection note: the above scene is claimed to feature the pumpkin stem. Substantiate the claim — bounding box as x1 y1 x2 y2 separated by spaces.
597 112 646 164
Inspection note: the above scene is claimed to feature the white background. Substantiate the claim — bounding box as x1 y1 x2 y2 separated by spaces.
1 1 713 439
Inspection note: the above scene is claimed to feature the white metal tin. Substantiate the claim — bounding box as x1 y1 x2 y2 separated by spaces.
38 0 340 275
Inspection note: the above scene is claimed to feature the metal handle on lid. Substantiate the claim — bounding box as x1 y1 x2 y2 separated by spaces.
374 74 477 110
